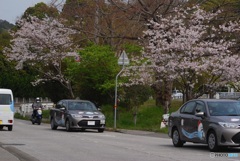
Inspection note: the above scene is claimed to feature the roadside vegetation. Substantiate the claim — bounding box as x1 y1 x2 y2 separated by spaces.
100 99 182 133
14 99 183 134
4 1 240 135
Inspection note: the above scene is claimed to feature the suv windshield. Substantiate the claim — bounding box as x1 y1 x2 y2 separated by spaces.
208 101 240 116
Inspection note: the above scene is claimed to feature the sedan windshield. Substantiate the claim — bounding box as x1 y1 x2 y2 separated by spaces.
208 102 240 116
68 102 98 111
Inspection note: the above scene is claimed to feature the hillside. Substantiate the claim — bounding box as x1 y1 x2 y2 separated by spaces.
0 19 14 33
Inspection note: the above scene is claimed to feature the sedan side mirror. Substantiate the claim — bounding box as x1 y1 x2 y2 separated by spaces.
195 112 204 118
60 107 66 111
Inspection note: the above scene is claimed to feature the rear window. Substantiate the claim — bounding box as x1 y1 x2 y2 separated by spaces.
0 94 12 105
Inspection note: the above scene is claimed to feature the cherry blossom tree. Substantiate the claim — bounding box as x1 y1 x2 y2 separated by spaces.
125 5 240 112
4 16 79 98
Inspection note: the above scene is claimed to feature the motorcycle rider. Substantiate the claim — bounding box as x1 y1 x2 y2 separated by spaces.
32 97 43 119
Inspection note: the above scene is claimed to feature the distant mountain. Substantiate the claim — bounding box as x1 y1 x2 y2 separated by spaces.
0 19 14 33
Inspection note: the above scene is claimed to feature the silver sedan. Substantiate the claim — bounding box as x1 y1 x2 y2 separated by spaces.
168 99 240 151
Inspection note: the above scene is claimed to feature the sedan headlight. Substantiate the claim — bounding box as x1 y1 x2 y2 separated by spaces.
219 122 240 128
100 120 105 124
99 115 105 119
71 114 83 118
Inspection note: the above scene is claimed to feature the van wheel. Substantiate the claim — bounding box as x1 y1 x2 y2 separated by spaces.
0 125 3 130
8 125 13 131
172 128 184 147
66 120 72 132
208 131 219 151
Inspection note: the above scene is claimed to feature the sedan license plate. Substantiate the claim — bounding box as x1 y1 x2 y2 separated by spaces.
88 121 95 125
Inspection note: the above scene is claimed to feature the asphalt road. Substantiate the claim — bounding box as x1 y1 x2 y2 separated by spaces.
0 119 239 161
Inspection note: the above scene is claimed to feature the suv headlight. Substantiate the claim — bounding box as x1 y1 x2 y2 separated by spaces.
71 114 83 118
219 122 240 128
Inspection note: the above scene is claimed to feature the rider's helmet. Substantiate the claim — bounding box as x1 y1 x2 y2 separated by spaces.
36 97 41 102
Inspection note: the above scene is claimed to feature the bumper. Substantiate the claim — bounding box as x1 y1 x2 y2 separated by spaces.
216 128 240 146
0 118 14 125
71 118 105 129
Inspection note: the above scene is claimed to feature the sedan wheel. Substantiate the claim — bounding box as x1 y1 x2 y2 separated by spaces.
208 131 219 151
66 120 72 132
98 129 104 133
172 128 184 147
51 118 58 130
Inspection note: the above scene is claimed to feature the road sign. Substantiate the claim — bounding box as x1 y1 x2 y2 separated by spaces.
118 50 129 65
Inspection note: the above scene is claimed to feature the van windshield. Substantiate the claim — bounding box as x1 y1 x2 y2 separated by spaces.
0 94 12 105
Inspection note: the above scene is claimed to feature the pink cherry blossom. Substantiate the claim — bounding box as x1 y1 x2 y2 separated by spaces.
4 16 78 98
124 5 240 104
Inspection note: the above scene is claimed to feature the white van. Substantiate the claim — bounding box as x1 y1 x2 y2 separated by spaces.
0 89 14 131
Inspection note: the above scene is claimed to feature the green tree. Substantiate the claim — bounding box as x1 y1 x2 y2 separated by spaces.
22 2 59 20
68 44 119 105
121 85 153 126
0 20 14 33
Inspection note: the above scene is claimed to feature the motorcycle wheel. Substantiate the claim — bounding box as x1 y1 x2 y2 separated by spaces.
38 118 42 125
31 115 35 124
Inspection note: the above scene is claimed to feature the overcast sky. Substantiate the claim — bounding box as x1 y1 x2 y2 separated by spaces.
0 0 62 24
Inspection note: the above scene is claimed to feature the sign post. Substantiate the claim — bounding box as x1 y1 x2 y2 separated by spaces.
114 50 129 129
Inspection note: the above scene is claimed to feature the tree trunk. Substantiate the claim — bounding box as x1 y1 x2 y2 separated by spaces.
133 106 138 126
66 81 75 99
185 85 194 102
152 79 173 114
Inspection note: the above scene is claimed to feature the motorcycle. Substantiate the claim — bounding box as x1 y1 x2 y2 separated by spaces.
31 107 42 125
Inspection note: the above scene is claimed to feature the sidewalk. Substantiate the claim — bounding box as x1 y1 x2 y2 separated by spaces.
108 128 169 138
0 146 19 161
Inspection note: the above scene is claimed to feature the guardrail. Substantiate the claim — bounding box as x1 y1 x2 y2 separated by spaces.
217 92 240 99
16 102 54 117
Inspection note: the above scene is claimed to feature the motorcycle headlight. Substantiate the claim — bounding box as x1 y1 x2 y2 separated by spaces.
71 114 83 118
219 122 240 128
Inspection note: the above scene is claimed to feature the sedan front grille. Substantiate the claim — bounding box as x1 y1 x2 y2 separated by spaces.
78 120 101 127
232 132 240 144
82 115 99 118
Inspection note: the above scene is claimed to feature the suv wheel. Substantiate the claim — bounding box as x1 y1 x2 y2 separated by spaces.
208 131 219 151
172 128 184 147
